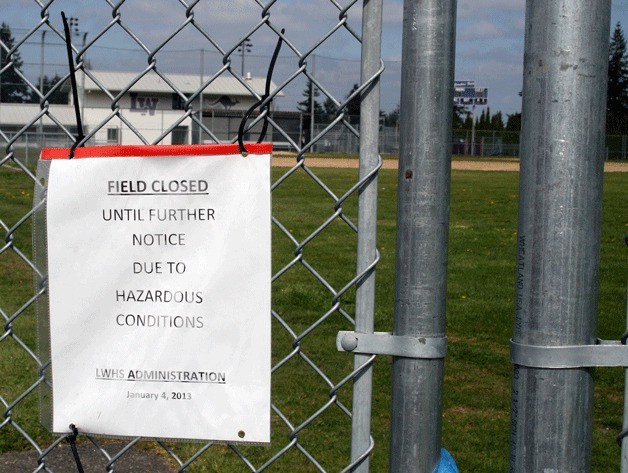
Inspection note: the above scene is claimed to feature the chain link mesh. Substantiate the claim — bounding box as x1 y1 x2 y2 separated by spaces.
1 1 383 471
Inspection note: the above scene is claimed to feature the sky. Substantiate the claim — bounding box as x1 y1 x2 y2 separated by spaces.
4 0 628 118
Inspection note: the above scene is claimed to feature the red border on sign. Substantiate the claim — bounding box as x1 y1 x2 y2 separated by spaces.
40 143 273 160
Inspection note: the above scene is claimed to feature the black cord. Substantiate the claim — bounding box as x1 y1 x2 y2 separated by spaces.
237 29 285 155
61 12 85 159
66 424 85 473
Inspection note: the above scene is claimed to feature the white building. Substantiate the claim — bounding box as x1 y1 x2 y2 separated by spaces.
0 70 290 147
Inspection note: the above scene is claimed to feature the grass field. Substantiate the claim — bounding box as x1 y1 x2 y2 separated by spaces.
0 162 626 471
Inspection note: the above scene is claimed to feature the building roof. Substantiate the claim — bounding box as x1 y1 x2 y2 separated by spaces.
80 70 281 97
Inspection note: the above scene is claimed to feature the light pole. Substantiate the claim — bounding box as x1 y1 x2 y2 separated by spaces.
238 38 252 76
470 104 476 155
39 30 46 98
38 30 46 147
309 54 316 148
68 17 79 40
79 31 87 124
68 18 87 133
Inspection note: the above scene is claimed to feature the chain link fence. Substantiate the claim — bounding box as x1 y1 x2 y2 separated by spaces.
0 1 384 471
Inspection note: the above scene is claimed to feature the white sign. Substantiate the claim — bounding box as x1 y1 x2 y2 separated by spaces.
43 144 271 442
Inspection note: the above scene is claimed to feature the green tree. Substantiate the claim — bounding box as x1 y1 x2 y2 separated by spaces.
0 23 30 102
30 74 70 104
345 83 361 124
490 111 505 130
453 104 467 129
607 22 628 133
463 112 473 129
505 112 522 132
297 80 324 141
297 80 322 115
385 104 400 127
477 106 491 129
322 96 338 124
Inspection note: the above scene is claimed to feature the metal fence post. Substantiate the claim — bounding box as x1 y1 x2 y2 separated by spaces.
509 1 611 471
350 0 383 471
389 0 456 471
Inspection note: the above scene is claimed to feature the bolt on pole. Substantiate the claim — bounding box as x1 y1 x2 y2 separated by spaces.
389 0 456 471
509 1 611 472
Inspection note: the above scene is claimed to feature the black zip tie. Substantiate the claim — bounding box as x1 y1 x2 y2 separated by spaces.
61 12 85 160
66 423 85 473
237 29 284 155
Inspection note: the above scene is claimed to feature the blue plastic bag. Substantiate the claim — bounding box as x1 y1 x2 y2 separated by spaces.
436 448 459 473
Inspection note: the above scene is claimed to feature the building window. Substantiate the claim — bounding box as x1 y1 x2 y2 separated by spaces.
107 128 119 144
171 126 188 145
172 94 185 110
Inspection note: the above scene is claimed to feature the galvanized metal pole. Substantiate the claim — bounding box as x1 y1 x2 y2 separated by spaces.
389 0 456 471
510 1 611 472
350 0 382 471
471 104 476 156
39 30 46 148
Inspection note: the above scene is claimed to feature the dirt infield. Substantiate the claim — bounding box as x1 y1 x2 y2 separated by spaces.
271 156 628 172
0 441 174 473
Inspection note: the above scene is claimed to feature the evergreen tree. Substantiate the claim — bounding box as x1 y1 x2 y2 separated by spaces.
297 80 323 117
30 74 70 104
490 111 504 130
345 83 361 124
297 80 322 115
453 104 466 129
463 112 473 130
0 23 30 102
297 80 323 141
322 96 338 124
607 22 628 133
477 107 489 129
483 107 491 128
505 112 522 132
385 104 400 127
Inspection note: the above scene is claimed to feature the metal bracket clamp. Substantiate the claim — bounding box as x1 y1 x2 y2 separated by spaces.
510 339 628 369
337 331 447 359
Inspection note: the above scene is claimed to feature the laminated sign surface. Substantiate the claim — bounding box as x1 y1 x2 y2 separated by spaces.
39 143 271 442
